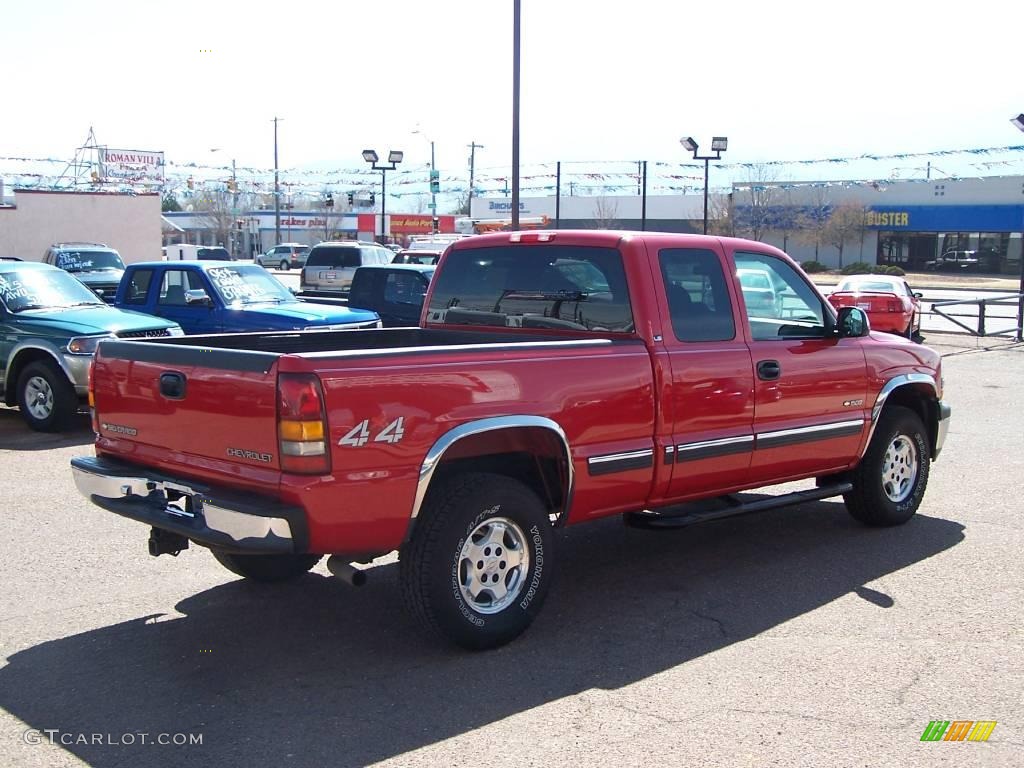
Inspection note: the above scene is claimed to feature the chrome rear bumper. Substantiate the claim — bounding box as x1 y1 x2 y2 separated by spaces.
71 455 307 553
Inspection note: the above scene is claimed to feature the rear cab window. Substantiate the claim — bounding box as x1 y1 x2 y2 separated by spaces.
658 248 735 342
426 245 634 332
125 269 154 305
306 247 362 269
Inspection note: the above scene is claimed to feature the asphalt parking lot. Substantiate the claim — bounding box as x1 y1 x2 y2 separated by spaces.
0 332 1021 768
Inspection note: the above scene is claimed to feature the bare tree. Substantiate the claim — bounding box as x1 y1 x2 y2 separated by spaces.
732 164 782 241
591 197 620 229
190 189 235 248
312 193 347 243
796 187 832 263
707 194 737 237
822 202 868 268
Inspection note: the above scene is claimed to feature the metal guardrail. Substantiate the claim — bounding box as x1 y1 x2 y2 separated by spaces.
930 294 1023 339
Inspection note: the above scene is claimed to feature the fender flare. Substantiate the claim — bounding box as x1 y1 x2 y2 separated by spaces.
864 372 939 453
407 415 575 540
4 342 75 403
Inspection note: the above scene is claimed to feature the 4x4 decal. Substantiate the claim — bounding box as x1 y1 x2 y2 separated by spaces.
339 417 406 447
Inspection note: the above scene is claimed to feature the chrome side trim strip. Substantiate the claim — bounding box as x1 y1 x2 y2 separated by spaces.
410 415 575 535
304 338 615 360
756 419 865 449
675 435 754 462
587 449 654 476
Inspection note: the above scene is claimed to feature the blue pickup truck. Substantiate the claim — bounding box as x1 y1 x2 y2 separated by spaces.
114 261 380 334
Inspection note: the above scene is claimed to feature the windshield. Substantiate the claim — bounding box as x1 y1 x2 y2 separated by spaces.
54 250 124 272
0 268 106 311
426 245 633 332
205 265 294 304
837 280 896 293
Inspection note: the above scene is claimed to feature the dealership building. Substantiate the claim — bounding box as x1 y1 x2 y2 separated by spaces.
469 174 1024 274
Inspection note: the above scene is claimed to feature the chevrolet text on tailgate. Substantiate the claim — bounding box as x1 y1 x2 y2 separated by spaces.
71 231 951 650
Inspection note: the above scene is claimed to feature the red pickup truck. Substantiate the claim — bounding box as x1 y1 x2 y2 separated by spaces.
72 231 950 649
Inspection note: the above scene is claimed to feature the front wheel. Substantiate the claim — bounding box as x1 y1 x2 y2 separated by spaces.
17 359 78 432
400 472 555 650
845 405 930 526
279 260 289 271
211 551 321 583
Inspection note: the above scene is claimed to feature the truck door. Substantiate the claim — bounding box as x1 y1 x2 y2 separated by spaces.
152 268 222 335
656 245 756 500
728 248 869 485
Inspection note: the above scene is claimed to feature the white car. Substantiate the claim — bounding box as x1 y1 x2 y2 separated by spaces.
256 243 310 271
737 267 782 317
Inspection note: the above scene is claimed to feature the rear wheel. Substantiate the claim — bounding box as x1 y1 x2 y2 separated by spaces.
845 405 930 526
400 472 554 650
17 359 78 432
280 260 289 271
211 551 321 583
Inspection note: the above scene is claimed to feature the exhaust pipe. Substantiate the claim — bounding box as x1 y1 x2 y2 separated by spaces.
326 555 367 587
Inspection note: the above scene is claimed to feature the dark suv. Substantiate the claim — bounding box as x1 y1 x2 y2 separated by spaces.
43 242 125 302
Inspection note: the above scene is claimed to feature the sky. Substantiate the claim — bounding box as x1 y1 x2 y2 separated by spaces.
3 0 1024 210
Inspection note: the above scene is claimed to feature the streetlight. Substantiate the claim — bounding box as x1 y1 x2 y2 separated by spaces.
1010 114 1024 341
680 135 728 235
413 127 439 232
362 149 403 244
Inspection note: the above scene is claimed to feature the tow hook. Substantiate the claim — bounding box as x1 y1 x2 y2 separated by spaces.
148 527 190 557
326 555 367 586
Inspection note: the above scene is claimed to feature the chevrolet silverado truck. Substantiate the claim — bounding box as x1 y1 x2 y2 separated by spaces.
113 261 380 334
71 231 951 650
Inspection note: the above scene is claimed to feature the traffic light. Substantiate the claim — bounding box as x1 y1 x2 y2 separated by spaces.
227 179 238 193
186 176 194 190
347 192 354 206
235 219 244 231
369 192 375 205
325 193 334 209
432 216 440 233
429 169 440 194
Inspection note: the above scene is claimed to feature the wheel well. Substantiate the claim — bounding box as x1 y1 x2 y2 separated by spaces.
427 427 571 526
4 349 63 406
882 385 939 454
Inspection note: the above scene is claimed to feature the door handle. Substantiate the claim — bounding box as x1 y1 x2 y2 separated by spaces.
757 359 781 381
159 372 187 400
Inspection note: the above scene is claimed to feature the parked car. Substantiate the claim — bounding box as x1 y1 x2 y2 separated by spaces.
827 275 922 339
924 250 979 271
256 243 310 271
299 241 394 296
736 267 782 317
391 249 442 265
114 260 380 335
0 259 182 431
162 245 233 261
43 242 125 303
73 230 949 650
347 264 435 327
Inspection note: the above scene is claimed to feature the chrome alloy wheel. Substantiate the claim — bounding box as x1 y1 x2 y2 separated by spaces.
25 375 54 420
458 516 530 615
882 434 918 503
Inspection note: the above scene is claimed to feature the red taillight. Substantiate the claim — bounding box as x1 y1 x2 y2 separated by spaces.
88 360 99 434
278 373 330 474
887 300 899 312
509 232 555 243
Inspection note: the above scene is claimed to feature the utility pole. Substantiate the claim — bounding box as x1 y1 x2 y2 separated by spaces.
273 116 282 245
511 0 521 230
467 141 484 219
430 140 437 232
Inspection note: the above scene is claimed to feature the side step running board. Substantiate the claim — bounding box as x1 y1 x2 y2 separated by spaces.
624 483 853 530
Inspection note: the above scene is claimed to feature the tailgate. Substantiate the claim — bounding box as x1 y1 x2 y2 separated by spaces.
92 340 283 470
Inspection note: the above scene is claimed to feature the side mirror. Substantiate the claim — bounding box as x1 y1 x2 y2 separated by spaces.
288 286 298 295
836 306 870 338
184 289 213 307
913 292 923 299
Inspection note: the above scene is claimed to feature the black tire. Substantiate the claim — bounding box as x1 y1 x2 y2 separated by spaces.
211 550 321 583
17 359 78 432
845 405 930 527
399 472 554 650
280 260 289 271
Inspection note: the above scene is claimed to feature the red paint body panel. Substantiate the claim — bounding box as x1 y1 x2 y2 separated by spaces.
87 230 943 558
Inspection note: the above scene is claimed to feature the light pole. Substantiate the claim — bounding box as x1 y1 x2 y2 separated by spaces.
362 149 403 244
468 141 484 219
1010 113 1024 341
680 135 728 235
511 0 521 230
273 117 283 245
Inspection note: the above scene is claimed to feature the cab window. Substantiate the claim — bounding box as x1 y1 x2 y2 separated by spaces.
158 270 206 306
733 252 826 340
658 248 735 342
125 269 154 305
